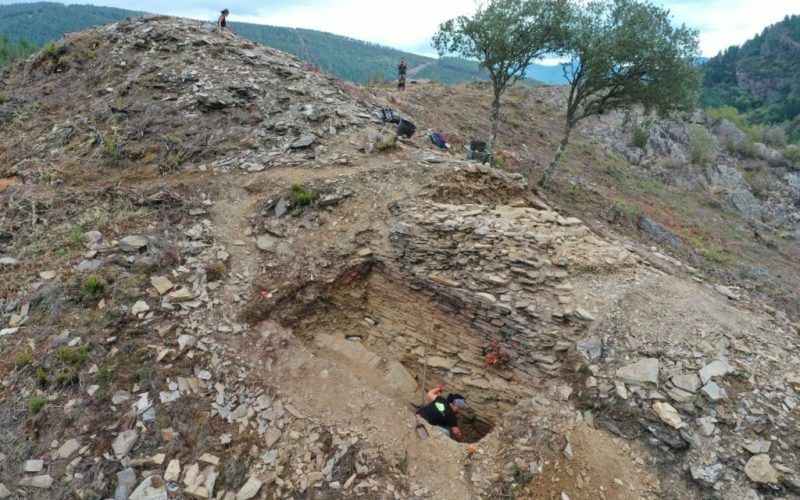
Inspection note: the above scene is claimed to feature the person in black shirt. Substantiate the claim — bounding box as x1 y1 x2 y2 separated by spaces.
417 384 466 441
397 58 408 91
217 9 232 32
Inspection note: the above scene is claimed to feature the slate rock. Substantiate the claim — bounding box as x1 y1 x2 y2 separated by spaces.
616 358 659 386
129 475 168 500
119 235 149 252
744 454 780 484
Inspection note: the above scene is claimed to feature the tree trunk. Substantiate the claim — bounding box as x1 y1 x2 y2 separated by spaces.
489 92 501 152
538 128 572 189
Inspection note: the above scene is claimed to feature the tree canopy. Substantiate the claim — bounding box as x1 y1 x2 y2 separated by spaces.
539 0 700 187
433 0 569 150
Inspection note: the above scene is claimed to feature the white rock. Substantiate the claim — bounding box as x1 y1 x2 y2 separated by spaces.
0 483 10 498
0 257 19 266
150 276 174 295
166 287 194 302
164 459 181 482
652 402 684 429
56 439 80 459
39 270 56 280
113 429 139 459
131 301 150 316
18 474 53 489
24 459 44 472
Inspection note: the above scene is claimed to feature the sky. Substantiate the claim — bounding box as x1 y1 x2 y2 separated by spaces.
4 0 799 59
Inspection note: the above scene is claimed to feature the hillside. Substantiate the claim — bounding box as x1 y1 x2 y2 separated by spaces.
0 1 575 85
702 14 800 140
1 14 800 500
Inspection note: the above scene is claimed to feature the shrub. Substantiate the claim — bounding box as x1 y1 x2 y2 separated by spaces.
203 262 226 281
633 127 648 149
104 136 118 158
66 223 84 249
784 144 800 166
28 395 46 414
705 106 748 129
373 136 398 153
689 124 715 165
290 183 316 206
83 275 106 298
0 94 6 105
492 153 510 171
762 126 786 148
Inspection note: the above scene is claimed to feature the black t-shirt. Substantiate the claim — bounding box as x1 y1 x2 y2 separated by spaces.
417 396 458 428
398 63 407 75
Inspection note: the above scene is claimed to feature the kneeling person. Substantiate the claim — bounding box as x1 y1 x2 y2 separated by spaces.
417 385 466 441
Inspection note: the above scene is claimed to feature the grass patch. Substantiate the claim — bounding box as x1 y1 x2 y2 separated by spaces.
83 275 106 299
28 395 46 414
633 126 648 149
66 223 84 249
607 198 639 225
704 245 735 265
290 183 316 206
373 136 398 153
35 366 49 387
58 345 91 367
94 366 114 401
54 369 79 388
0 94 6 105
12 351 33 370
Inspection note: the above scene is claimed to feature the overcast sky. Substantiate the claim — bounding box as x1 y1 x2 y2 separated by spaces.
4 0 798 59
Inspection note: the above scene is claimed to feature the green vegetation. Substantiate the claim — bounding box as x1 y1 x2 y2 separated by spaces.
633 127 648 149
290 183 316 206
103 136 118 158
539 0 700 187
701 15 800 143
0 94 6 105
28 395 46 414
66 223 83 248
0 35 38 69
11 350 33 369
373 136 398 153
203 262 227 281
784 144 800 166
433 0 569 150
83 275 106 298
689 124 715 164
57 345 91 367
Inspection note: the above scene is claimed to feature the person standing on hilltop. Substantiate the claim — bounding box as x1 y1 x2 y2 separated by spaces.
217 9 233 33
397 58 408 91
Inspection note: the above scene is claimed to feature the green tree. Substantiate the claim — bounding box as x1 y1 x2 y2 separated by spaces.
433 0 569 151
538 0 700 188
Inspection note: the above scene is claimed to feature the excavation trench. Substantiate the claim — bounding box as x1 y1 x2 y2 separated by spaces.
279 263 542 443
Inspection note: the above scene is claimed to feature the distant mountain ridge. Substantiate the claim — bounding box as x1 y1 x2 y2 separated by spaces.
701 14 800 137
0 2 570 85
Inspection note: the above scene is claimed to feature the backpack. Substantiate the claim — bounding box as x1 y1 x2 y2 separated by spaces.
430 132 447 148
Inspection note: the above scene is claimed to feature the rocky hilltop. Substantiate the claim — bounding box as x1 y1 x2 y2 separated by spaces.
0 16 799 500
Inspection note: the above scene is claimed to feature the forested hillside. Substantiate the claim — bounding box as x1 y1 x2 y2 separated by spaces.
0 2 139 45
702 14 800 140
0 2 491 84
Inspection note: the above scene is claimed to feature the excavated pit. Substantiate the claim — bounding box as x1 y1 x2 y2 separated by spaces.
282 263 543 443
